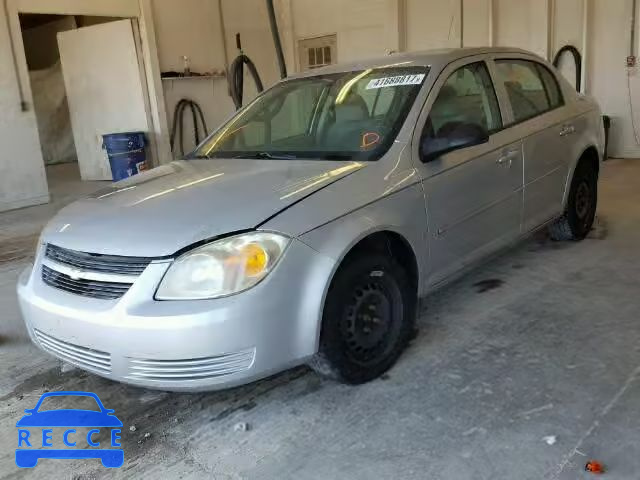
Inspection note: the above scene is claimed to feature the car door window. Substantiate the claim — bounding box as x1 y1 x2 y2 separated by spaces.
537 65 564 109
422 61 502 142
495 60 562 124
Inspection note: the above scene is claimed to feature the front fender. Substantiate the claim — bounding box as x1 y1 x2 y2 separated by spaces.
293 183 429 350
298 183 430 296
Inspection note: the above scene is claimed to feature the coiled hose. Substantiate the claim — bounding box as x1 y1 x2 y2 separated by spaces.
228 53 264 110
553 45 582 92
227 0 285 110
170 99 208 157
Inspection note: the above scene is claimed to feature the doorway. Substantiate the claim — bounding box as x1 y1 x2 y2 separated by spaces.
19 14 125 202
18 13 156 206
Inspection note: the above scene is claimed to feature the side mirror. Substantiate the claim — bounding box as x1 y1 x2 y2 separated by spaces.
420 122 489 163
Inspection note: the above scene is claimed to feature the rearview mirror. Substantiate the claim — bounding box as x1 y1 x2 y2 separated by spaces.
420 123 489 163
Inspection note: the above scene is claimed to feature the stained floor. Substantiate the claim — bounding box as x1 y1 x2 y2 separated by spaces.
1 160 639 479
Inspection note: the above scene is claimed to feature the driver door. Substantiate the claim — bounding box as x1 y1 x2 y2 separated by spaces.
412 58 524 285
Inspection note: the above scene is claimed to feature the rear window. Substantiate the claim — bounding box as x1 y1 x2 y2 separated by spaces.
495 59 563 124
537 65 563 108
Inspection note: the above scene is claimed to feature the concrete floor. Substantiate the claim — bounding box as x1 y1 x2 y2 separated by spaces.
1 159 639 479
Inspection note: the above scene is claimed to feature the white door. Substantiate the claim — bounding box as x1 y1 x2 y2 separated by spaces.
58 19 150 180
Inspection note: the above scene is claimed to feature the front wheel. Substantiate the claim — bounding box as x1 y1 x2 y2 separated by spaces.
549 161 598 241
309 253 416 384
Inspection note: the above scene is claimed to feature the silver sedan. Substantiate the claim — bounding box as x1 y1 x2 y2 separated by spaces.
17 47 604 391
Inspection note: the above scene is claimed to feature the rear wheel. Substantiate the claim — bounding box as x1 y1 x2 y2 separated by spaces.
549 160 598 241
309 253 416 384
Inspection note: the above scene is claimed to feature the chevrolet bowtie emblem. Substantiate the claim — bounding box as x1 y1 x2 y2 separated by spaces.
68 269 82 281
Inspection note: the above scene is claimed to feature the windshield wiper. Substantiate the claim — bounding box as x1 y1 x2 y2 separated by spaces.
319 153 355 160
232 152 299 160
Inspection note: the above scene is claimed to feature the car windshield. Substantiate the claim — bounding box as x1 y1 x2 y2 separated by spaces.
192 66 429 161
37 395 101 412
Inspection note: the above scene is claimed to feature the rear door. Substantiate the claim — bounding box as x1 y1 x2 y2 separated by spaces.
491 57 573 232
412 57 524 285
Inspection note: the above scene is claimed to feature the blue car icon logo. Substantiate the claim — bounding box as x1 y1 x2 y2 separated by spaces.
16 391 123 468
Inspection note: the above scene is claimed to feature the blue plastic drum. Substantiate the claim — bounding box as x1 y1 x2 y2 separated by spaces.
102 132 148 181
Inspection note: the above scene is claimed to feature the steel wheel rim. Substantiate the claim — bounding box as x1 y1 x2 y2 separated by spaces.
575 181 591 220
340 280 398 366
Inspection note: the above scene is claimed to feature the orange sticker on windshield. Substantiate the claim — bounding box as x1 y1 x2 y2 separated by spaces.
361 132 381 150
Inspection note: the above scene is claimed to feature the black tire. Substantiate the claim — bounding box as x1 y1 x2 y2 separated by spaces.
309 253 416 384
549 161 598 241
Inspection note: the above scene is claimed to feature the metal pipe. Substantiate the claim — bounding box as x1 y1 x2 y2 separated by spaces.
217 0 230 72
488 0 495 47
217 0 232 97
459 0 464 48
547 0 556 61
631 0 638 57
397 0 407 52
265 0 287 79
3 0 28 111
580 0 589 93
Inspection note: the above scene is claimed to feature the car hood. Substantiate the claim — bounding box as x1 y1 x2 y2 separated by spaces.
16 410 123 427
43 159 365 257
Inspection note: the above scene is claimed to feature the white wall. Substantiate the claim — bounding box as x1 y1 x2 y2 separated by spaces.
152 0 293 154
494 0 549 58
2 0 640 213
406 0 462 50
152 0 230 154
552 0 584 91
0 0 171 213
0 11 49 211
587 0 640 158
293 0 397 62
463 0 491 47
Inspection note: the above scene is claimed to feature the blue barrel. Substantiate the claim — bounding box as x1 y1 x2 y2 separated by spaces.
102 132 148 181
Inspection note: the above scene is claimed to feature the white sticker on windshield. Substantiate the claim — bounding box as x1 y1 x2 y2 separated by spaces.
365 74 425 89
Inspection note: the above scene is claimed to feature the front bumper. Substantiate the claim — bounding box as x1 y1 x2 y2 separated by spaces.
17 239 335 391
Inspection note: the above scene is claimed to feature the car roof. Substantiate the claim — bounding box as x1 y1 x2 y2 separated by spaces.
289 47 539 79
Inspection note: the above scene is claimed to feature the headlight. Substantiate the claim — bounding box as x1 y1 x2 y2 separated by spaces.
156 232 290 300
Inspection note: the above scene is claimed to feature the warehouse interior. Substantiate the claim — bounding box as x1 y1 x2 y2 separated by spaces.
3 0 640 212
1 0 640 478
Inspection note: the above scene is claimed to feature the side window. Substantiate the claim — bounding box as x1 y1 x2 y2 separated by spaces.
537 65 563 109
423 61 502 141
495 60 561 124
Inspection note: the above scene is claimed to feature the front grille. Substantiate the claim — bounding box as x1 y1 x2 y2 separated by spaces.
34 329 112 374
42 264 132 300
45 244 152 276
126 349 255 382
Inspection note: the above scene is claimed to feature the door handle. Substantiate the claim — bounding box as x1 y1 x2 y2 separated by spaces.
496 149 519 167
